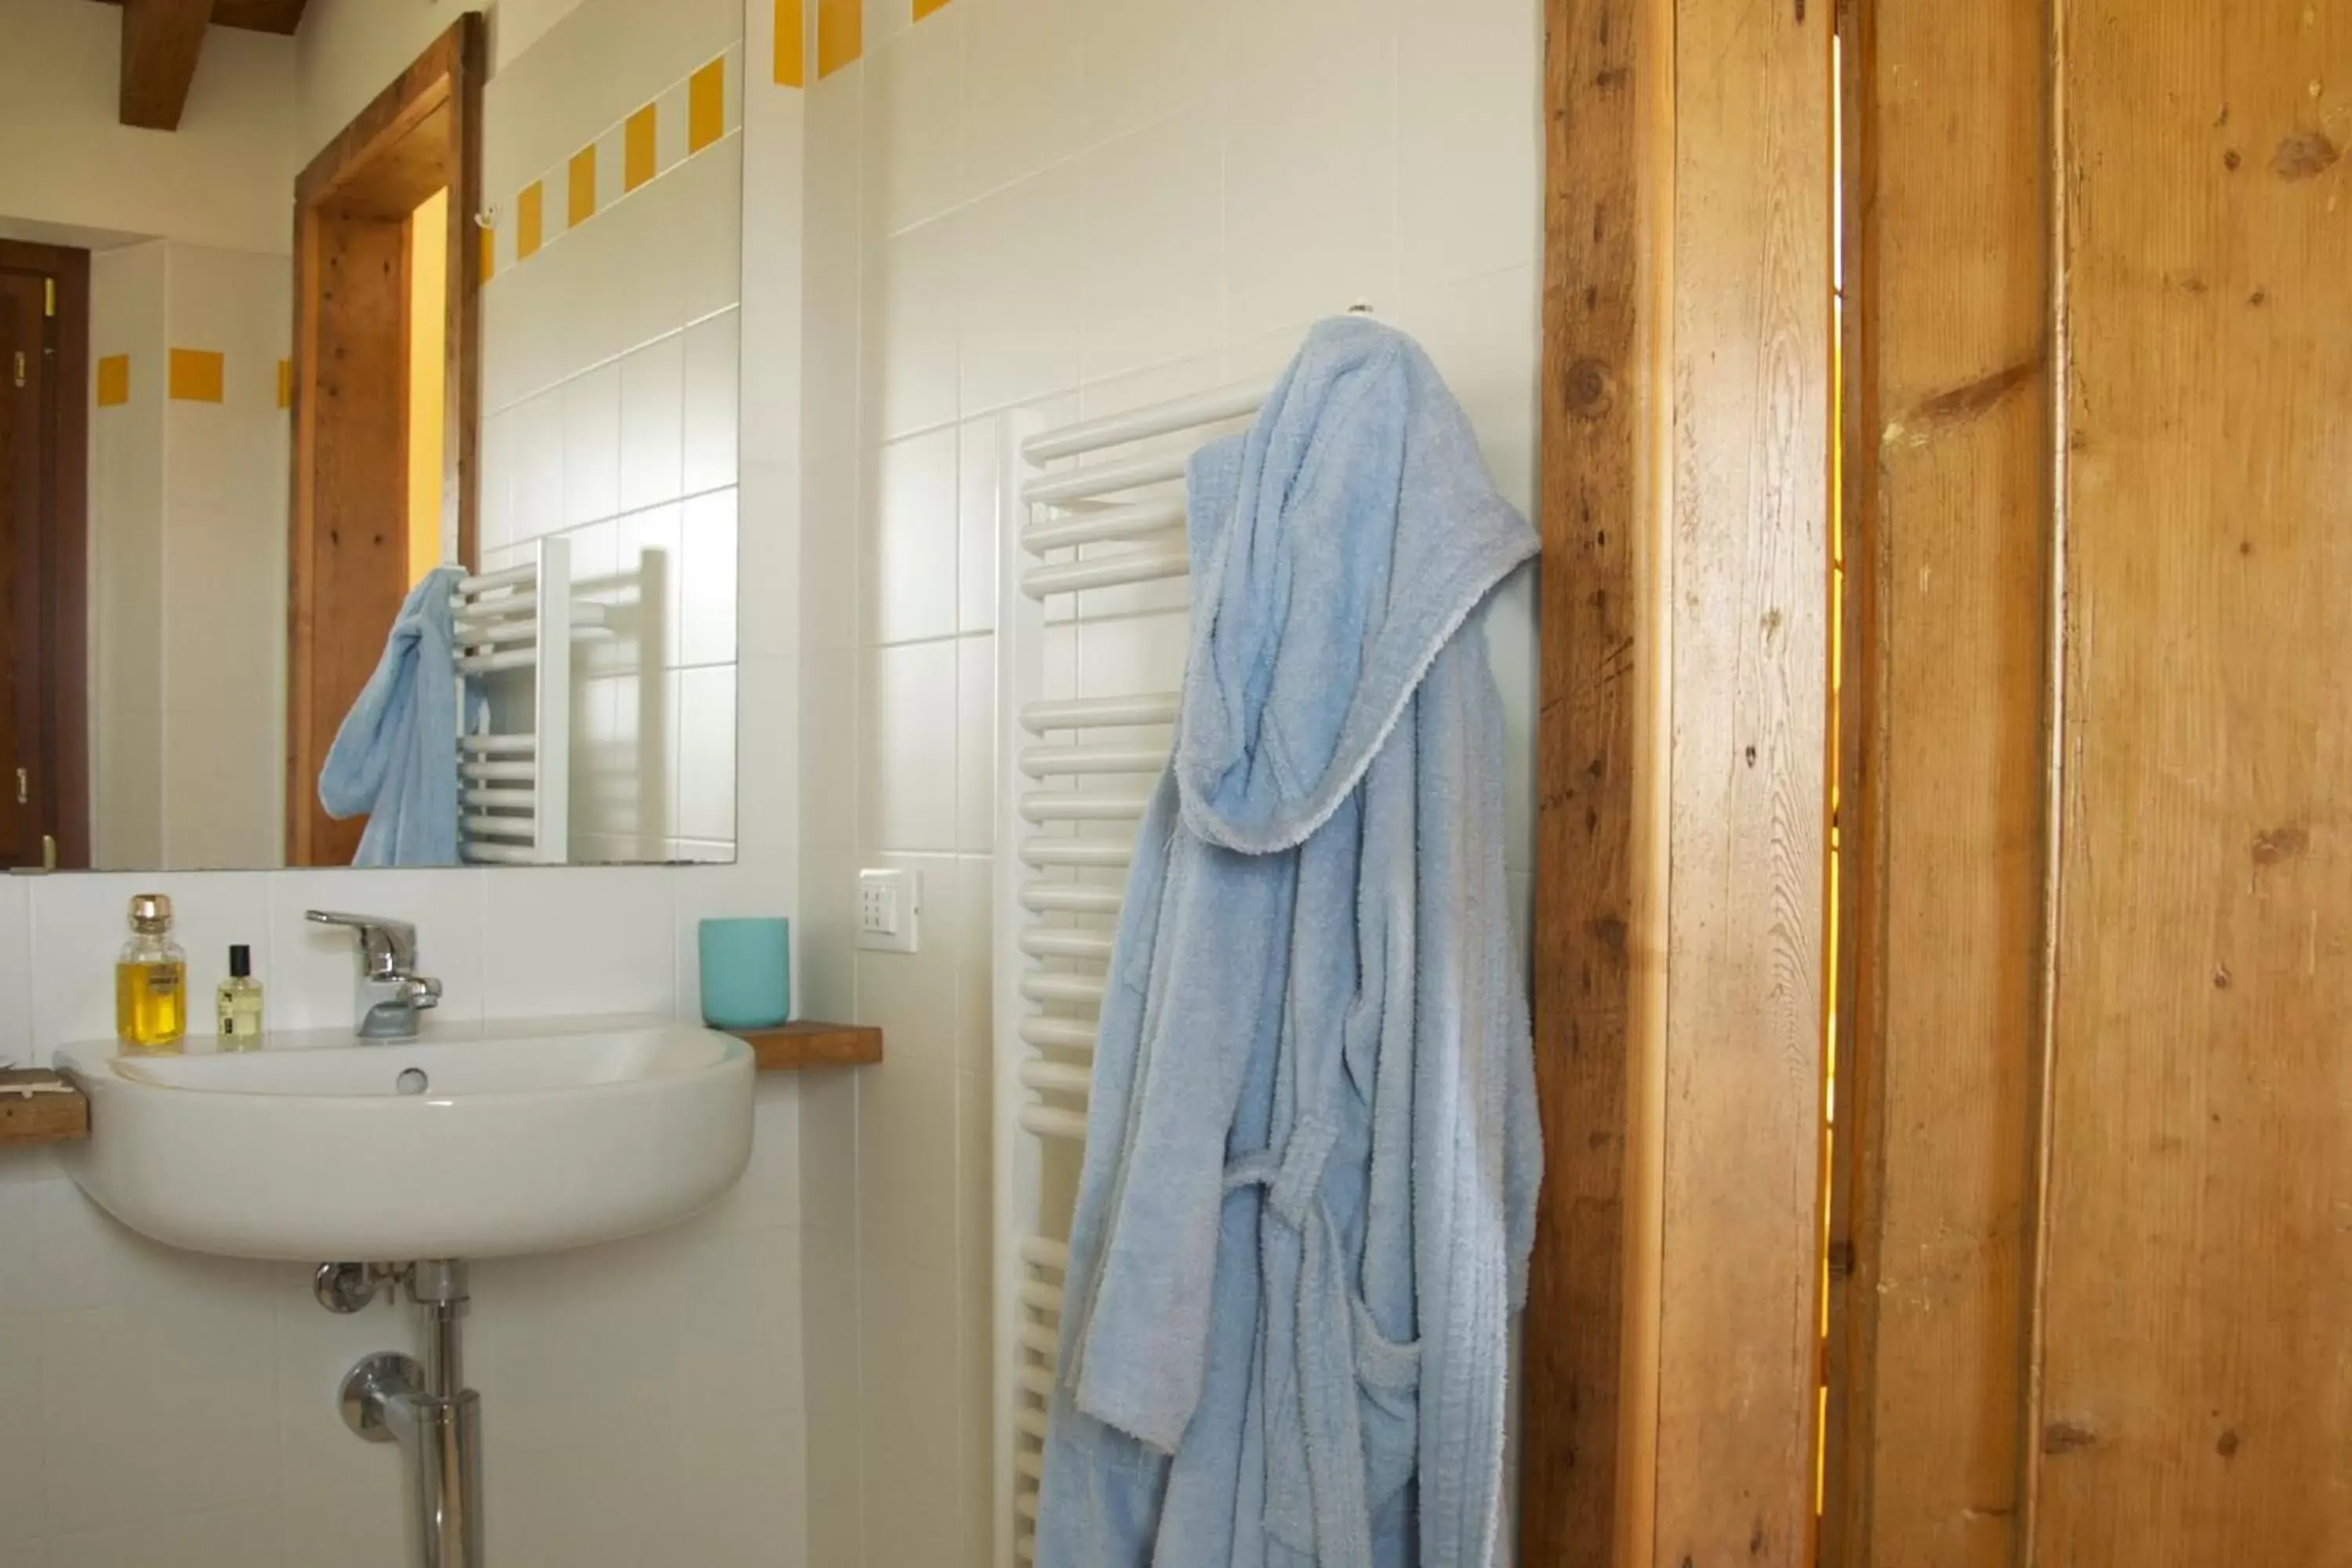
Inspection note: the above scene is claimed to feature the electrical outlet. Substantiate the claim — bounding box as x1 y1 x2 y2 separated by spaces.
855 868 920 954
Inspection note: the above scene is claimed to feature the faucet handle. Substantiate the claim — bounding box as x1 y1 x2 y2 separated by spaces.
305 911 420 978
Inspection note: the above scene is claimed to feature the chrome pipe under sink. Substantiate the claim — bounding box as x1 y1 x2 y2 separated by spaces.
335 1261 485 1568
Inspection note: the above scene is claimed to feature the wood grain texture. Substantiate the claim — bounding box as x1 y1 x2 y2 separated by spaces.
117 0 212 131
1653 0 1831 1563
2036 3 2352 1560
285 16 481 866
735 1022 884 1071
1825 1 2052 1563
1523 0 1671 1560
0 1072 89 1145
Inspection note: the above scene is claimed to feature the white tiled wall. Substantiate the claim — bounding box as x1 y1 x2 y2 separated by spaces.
0 0 811 1563
85 241 290 874
795 1 1542 1564
475 0 747 866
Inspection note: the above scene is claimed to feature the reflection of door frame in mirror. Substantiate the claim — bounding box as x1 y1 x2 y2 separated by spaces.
285 14 484 868
0 239 91 872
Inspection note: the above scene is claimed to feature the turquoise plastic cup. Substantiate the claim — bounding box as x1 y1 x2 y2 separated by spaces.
698 918 792 1030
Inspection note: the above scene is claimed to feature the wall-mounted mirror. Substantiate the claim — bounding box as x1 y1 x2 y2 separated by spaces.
0 0 743 873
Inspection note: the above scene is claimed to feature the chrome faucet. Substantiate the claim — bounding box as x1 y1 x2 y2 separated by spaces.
307 912 444 1040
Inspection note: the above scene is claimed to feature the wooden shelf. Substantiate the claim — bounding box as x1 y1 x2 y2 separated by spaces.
731 1022 884 1071
0 1070 89 1145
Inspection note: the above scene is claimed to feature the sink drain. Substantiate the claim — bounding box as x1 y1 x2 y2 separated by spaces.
394 1068 430 1096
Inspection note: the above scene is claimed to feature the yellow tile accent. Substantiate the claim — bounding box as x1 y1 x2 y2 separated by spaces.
168 348 224 404
817 0 860 78
688 57 727 153
479 223 497 283
95 354 129 408
517 182 545 260
277 358 292 410
914 0 953 16
625 103 659 191
775 0 805 86
568 145 599 228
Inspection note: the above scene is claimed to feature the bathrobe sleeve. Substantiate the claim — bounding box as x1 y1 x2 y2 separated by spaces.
1069 835 1297 1453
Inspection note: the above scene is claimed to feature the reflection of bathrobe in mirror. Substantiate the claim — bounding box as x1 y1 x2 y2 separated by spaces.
318 565 471 867
1034 317 1542 1568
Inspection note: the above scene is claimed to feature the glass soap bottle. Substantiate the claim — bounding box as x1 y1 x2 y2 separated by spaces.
114 893 187 1051
216 944 264 1051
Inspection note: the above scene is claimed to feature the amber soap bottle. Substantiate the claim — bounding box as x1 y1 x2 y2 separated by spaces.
114 893 188 1051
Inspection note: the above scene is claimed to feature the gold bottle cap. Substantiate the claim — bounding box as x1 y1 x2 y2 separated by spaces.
129 892 173 931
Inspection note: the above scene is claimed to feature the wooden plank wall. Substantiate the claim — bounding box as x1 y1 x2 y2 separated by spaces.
1524 0 1669 1558
1830 2 2352 1565
1653 1 1832 1563
2037 3 2351 1561
1527 1 1831 1563
1828 1 2051 1564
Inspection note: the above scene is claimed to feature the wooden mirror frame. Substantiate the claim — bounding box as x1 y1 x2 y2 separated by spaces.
284 15 484 867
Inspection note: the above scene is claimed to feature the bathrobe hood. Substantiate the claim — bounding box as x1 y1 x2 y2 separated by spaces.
1178 315 1537 855
1037 317 1541 1568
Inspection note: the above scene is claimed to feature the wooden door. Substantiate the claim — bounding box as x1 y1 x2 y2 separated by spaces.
1831 2 2351 1564
0 274 37 868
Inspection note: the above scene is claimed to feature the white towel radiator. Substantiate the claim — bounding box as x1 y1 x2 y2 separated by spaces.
991 381 1272 1566
449 535 605 866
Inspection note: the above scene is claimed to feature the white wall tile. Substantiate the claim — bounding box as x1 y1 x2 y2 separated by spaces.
511 388 566 543
563 361 624 528
617 502 686 671
619 332 687 514
1394 262 1541 517
683 309 743 495
1079 0 1224 147
957 0 1085 201
675 666 739 844
1399 0 1542 290
739 458 804 660
956 636 995 855
956 163 1083 416
953 416 1000 637
859 642 959 852
865 429 960 646
866 5 965 237
856 1251 964 1568
479 868 677 1018
0 880 31 1068
867 218 961 440
480 407 517 550
1221 0 1399 340
44 1504 285 1568
1076 107 1223 381
681 488 742 668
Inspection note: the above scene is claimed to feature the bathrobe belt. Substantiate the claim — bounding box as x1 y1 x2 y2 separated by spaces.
1223 1110 1421 1563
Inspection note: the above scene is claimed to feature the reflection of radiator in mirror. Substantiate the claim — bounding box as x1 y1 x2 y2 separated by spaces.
450 536 610 865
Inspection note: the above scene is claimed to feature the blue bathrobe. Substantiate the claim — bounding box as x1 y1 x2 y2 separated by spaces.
1036 318 1542 1568
318 566 470 867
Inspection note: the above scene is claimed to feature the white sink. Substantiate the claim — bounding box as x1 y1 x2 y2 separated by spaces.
52 1016 755 1262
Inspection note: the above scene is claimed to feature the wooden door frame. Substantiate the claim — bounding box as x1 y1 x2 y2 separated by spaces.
1523 1 1836 1563
0 238 92 871
284 13 483 866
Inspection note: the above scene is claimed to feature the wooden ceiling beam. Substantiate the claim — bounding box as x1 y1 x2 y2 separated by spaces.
118 0 212 131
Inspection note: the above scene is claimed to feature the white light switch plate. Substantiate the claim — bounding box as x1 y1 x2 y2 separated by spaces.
855 868 920 954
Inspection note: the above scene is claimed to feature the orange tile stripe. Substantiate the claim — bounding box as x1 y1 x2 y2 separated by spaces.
688 57 727 153
95 354 129 408
168 348 224 403
277 358 293 409
624 103 659 191
913 0 953 16
817 0 859 78
775 0 804 87
485 49 753 286
516 182 545 260
568 145 599 228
